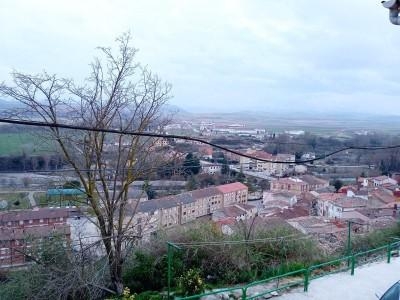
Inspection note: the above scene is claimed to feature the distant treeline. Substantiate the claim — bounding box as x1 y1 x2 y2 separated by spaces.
0 154 65 171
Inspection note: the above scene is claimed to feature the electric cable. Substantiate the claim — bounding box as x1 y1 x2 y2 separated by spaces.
0 118 399 164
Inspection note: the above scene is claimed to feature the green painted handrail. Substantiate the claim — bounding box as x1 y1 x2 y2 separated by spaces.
309 256 351 271
244 269 306 300
175 286 244 300
245 268 307 289
308 256 351 280
354 244 387 257
170 240 400 299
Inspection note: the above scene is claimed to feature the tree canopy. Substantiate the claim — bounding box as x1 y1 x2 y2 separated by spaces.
0 32 172 295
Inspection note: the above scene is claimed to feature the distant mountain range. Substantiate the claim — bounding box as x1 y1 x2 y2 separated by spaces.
0 99 22 110
175 108 400 133
1 99 400 133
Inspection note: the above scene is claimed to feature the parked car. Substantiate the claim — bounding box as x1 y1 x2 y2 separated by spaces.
378 281 400 300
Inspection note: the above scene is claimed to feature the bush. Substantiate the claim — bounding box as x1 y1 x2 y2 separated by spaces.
123 251 164 292
106 287 136 300
350 223 400 254
177 268 205 296
136 291 163 300
124 220 326 292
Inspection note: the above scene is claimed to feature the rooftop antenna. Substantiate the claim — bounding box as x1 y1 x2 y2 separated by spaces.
382 0 400 25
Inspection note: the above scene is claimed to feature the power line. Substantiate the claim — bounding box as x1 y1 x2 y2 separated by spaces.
0 118 400 164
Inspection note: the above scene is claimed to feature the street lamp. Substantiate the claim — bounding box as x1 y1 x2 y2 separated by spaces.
382 0 400 25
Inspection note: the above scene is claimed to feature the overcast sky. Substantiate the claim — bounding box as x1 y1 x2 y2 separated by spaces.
1 0 399 114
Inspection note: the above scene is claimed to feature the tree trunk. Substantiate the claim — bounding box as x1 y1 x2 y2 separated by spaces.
110 254 124 295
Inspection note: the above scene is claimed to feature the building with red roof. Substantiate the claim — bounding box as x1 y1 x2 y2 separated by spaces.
0 208 72 268
216 182 248 206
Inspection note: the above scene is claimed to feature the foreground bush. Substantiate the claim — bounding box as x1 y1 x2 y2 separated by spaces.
177 268 205 296
122 220 326 292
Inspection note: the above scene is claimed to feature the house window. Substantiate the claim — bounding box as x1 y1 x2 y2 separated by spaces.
39 219 44 223
19 220 24 225
29 219 33 224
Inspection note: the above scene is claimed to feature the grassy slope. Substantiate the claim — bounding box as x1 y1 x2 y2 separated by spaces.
0 132 55 156
0 192 30 210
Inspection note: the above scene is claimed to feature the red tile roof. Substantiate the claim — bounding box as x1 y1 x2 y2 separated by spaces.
318 193 343 202
331 197 367 208
220 206 246 218
216 182 248 194
253 151 274 160
0 207 74 224
199 146 213 156
370 189 396 204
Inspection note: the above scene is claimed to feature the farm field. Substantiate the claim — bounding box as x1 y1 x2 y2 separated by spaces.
35 191 85 207
0 132 55 156
0 192 31 211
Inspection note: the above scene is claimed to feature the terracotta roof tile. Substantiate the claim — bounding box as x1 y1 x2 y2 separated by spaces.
216 182 248 194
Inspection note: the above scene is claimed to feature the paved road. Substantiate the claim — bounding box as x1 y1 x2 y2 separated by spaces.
277 258 400 300
28 191 37 207
229 166 275 180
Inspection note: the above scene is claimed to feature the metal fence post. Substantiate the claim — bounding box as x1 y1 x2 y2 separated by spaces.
351 255 355 275
167 242 182 299
346 221 352 266
387 243 392 264
242 287 247 300
304 268 310 292
168 243 172 300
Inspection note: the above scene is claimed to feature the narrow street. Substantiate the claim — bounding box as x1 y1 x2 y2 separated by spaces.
28 191 37 208
277 258 400 300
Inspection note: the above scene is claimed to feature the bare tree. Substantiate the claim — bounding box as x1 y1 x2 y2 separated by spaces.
0 32 172 294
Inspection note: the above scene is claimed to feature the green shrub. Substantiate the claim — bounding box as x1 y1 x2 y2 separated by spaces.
177 268 205 296
350 223 400 254
106 287 136 300
124 221 327 291
136 291 163 300
123 252 163 292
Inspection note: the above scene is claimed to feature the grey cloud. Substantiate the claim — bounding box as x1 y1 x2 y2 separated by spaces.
0 0 400 115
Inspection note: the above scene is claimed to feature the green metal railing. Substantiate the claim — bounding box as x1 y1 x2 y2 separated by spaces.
175 287 244 300
169 240 400 299
244 268 306 299
308 256 351 281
